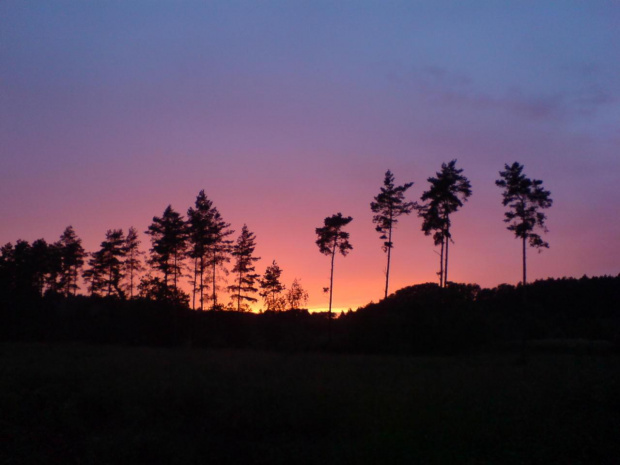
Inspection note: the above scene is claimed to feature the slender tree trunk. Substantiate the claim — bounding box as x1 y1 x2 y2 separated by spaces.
212 250 217 310
129 260 134 299
384 222 392 300
173 252 178 291
328 239 336 344
522 236 527 287
444 229 450 288
192 257 197 310
237 269 242 312
522 235 528 305
439 237 445 288
200 258 204 311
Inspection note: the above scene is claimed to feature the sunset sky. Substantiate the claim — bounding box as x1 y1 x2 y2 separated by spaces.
1 1 619 311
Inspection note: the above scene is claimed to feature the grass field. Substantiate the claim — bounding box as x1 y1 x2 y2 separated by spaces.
1 343 619 464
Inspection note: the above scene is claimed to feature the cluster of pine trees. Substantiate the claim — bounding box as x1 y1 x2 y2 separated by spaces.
1 161 552 313
0 190 309 312
316 160 552 316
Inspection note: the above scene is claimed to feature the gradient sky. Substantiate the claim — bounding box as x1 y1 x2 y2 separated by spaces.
1 1 619 311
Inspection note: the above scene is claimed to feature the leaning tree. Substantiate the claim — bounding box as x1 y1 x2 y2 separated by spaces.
371 169 415 299
315 213 353 325
496 162 552 287
417 160 472 288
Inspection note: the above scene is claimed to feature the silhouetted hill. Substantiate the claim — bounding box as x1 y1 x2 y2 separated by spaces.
1 275 619 354
342 275 620 353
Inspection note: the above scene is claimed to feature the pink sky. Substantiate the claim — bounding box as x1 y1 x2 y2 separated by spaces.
1 1 619 311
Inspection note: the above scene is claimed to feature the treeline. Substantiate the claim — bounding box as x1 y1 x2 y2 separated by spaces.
0 190 308 313
345 276 620 353
1 276 618 353
1 161 553 315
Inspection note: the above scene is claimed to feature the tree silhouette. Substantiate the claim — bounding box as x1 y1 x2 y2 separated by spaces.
496 162 553 287
57 226 85 296
146 206 187 293
123 227 144 299
44 241 63 295
205 206 234 310
286 278 309 310
186 192 234 311
31 239 51 296
371 170 415 299
260 260 286 311
0 240 39 297
418 160 472 287
83 255 104 296
137 272 190 306
315 213 353 325
85 229 127 298
187 191 213 310
228 225 261 312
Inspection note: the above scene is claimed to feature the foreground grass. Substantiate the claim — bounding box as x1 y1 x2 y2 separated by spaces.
1 344 619 464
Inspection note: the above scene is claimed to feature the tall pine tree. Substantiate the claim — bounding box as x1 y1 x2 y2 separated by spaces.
417 160 471 287
57 226 85 296
228 225 261 311
123 226 144 299
85 229 127 298
496 162 553 287
371 170 415 299
206 206 234 310
315 213 353 325
187 190 214 310
146 206 188 294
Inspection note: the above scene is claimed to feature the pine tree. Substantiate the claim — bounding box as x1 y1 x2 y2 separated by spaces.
259 260 285 312
187 190 214 310
57 226 85 296
31 239 51 297
0 240 38 297
145 206 187 293
315 213 353 324
44 241 63 295
83 255 104 296
2 239 55 297
371 170 415 299
205 206 234 310
123 227 145 299
496 162 553 287
86 229 127 298
417 160 472 287
228 225 261 312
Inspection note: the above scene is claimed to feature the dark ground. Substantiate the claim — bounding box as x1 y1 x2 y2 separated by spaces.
1 343 619 465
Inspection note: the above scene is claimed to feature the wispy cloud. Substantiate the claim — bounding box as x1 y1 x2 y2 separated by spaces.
397 65 615 122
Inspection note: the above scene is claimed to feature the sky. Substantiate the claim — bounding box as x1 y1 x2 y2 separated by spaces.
1 1 619 311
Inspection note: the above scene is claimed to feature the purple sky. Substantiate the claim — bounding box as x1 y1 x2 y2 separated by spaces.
1 1 619 310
